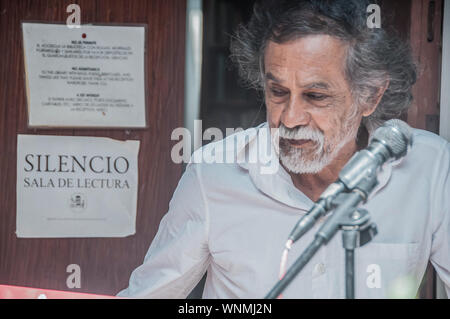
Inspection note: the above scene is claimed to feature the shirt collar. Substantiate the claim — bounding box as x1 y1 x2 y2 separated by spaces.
235 122 397 211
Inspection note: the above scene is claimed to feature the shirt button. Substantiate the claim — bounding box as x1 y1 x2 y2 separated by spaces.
315 263 326 275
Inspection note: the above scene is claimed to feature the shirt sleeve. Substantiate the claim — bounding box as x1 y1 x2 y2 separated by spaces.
117 162 210 298
429 141 450 298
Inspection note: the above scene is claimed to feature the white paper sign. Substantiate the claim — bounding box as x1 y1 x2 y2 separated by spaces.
16 135 140 238
22 23 146 128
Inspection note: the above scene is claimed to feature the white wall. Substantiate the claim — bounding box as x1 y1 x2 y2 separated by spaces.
185 0 203 154
440 0 450 142
436 0 450 299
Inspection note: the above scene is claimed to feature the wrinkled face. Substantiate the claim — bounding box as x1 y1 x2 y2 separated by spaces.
264 35 363 174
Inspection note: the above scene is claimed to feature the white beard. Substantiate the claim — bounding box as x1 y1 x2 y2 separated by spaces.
272 120 359 174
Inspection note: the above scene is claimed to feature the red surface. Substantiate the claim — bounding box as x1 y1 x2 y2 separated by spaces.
0 284 121 299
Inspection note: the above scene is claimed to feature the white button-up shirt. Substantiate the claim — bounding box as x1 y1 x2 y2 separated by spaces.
118 122 450 298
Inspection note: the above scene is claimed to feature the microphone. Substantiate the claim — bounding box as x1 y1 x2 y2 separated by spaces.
287 119 413 244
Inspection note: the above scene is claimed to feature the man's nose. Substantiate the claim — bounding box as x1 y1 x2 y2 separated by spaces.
280 96 311 128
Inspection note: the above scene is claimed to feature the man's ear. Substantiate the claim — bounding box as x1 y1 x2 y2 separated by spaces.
362 79 390 117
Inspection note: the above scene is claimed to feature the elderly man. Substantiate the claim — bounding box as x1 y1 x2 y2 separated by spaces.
118 0 450 298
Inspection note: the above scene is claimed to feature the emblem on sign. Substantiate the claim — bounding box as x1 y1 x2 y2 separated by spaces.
69 193 87 213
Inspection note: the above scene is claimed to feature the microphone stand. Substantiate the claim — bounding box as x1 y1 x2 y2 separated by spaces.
265 177 378 299
338 207 377 298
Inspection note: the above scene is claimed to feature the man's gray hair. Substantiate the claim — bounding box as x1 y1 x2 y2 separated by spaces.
230 0 417 132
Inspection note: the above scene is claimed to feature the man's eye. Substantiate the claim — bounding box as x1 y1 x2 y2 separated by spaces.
270 88 287 97
305 92 328 101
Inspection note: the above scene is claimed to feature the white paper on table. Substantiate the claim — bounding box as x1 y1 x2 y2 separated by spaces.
22 22 146 128
16 134 140 238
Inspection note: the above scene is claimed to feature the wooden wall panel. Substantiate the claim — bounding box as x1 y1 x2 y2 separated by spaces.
0 0 186 295
408 0 443 131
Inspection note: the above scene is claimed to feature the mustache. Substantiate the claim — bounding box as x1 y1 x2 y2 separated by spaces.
278 124 324 143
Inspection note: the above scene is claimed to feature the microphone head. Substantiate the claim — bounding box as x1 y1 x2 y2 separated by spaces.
371 119 413 159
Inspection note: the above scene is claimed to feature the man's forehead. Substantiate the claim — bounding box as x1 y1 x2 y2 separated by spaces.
263 36 349 89
264 35 348 58
265 71 331 90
